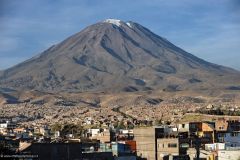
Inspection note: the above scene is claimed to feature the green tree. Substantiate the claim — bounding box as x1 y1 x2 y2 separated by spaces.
51 123 84 138
51 123 62 132
117 120 126 129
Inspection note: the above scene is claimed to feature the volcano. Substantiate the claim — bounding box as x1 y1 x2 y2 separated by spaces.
0 19 239 93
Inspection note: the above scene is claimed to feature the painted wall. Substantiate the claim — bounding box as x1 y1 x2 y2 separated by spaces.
218 150 240 160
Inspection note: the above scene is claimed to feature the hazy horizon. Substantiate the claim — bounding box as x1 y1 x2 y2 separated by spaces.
0 0 240 70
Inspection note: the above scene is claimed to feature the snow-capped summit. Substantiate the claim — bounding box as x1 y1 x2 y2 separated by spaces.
126 22 132 28
103 19 122 27
103 19 134 28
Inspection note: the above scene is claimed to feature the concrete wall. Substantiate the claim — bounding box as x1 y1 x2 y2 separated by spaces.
134 127 155 160
205 143 225 151
0 123 8 128
215 119 228 131
91 130 110 143
218 150 240 160
157 138 179 160
187 148 215 160
178 123 190 132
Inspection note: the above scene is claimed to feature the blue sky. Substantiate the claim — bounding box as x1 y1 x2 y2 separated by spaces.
0 0 240 70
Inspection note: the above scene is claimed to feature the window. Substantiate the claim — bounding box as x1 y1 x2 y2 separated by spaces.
204 133 211 138
218 137 224 143
231 132 238 137
168 143 177 148
191 124 197 129
219 126 224 130
180 143 189 148
218 133 225 137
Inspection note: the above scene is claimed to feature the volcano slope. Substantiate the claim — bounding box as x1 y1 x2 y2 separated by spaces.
0 19 239 105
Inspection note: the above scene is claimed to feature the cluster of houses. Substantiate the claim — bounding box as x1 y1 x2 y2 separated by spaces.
0 117 240 160
135 118 240 160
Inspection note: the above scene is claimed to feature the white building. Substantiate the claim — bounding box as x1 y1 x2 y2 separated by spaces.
205 143 225 151
177 123 190 132
119 129 133 134
55 131 60 138
84 117 92 125
187 148 215 160
87 128 100 137
0 121 9 128
218 150 240 160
